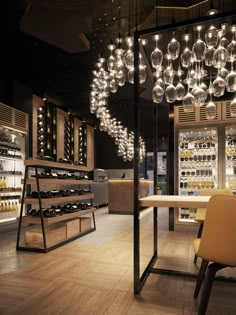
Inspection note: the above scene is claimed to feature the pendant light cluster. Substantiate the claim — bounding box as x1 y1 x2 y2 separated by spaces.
90 51 146 162
151 23 236 119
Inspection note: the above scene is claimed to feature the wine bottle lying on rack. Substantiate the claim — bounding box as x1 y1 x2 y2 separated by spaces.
30 191 52 198
29 208 38 216
78 189 91 195
78 202 93 210
37 155 56 162
58 158 72 164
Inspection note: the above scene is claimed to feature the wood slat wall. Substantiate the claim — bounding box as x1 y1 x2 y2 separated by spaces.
0 102 28 133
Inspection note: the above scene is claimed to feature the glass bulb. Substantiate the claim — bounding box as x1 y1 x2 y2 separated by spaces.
123 49 134 69
213 37 228 69
139 65 146 84
167 37 180 60
205 26 218 48
192 85 207 107
212 75 226 97
152 84 164 103
206 101 216 120
176 82 186 101
165 84 176 103
183 92 195 113
151 47 163 69
205 47 215 66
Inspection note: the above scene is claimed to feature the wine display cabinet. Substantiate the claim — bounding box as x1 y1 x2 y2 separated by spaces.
16 159 96 253
174 102 236 230
32 95 94 170
0 103 28 225
177 126 218 225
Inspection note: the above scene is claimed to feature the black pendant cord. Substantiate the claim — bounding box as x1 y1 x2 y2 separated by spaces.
155 0 159 28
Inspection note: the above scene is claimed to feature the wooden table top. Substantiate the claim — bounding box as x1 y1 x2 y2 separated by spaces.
139 195 211 208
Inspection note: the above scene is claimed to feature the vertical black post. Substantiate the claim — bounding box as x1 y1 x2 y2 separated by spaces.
153 103 158 256
168 104 175 231
16 165 28 249
35 167 47 250
133 31 140 294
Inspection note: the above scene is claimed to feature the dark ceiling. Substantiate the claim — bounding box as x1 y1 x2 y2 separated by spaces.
1 0 235 138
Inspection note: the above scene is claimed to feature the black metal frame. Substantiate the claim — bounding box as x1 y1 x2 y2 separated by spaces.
133 10 236 294
16 164 96 253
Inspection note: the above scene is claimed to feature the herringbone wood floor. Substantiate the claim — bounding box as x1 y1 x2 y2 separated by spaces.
0 207 235 315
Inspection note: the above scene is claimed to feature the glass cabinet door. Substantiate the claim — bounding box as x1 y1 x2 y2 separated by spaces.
178 126 218 221
0 127 26 223
225 125 236 193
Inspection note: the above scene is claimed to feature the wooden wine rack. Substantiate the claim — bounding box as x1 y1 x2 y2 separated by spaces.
16 159 96 253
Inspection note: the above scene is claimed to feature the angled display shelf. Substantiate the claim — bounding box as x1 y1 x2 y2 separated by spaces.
16 159 96 253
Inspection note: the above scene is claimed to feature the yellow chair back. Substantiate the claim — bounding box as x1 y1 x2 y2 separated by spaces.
195 189 233 221
197 194 236 266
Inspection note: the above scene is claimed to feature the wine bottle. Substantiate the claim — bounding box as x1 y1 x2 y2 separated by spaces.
50 190 61 197
79 202 93 210
59 189 68 197
29 208 38 216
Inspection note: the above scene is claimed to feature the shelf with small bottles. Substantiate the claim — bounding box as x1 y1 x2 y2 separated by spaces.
225 126 236 191
0 125 26 224
177 127 218 223
16 159 96 252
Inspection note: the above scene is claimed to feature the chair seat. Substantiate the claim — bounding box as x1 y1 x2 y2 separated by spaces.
193 238 201 255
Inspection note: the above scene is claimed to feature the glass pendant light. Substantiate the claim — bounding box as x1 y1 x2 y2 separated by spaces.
213 70 226 97
151 34 163 69
205 25 218 48
206 81 216 120
183 89 195 113
124 33 134 69
152 83 164 103
175 65 185 101
213 31 228 69
167 32 180 60
165 83 176 103
225 62 236 92
163 54 175 85
205 46 215 66
192 84 207 107
218 67 229 79
181 33 193 68
107 42 117 73
139 64 146 84
227 25 236 62
192 25 206 62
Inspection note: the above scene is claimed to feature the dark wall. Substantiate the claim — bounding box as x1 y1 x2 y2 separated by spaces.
94 130 132 169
